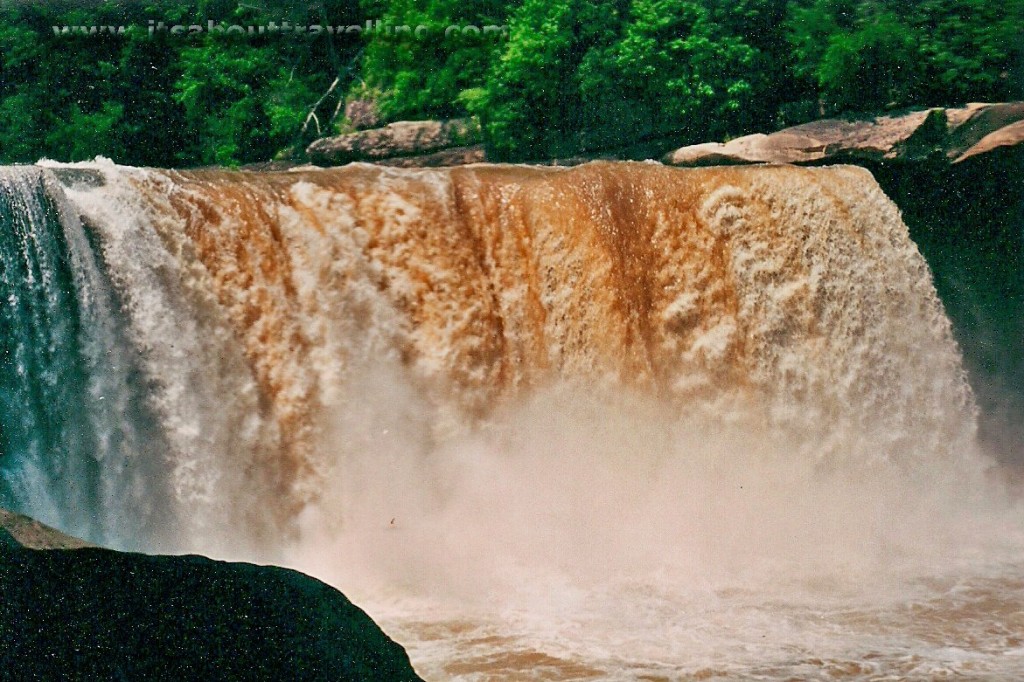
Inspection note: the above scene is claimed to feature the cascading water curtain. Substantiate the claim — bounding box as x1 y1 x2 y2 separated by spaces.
0 168 170 549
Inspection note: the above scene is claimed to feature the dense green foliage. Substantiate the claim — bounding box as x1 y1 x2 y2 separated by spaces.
0 1 362 166
0 0 1021 165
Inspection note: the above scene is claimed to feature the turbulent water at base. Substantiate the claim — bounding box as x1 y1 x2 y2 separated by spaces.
3 159 1024 679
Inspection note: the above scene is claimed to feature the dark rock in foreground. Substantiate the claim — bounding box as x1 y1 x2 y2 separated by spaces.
0 513 422 681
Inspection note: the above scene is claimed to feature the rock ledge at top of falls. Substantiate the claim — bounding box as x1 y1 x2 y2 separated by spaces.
0 508 423 681
301 103 1024 169
307 117 485 166
664 102 1024 167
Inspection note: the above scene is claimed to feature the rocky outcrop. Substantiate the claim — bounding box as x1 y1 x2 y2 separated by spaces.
957 118 1024 162
664 102 1024 166
344 98 382 131
307 118 483 166
0 510 423 681
0 508 93 549
375 144 487 168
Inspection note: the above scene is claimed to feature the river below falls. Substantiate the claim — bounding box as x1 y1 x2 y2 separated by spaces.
328 540 1024 680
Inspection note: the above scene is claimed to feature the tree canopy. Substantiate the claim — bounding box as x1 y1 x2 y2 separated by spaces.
0 0 1021 165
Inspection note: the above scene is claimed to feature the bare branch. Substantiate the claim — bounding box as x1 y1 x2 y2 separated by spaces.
300 76 340 137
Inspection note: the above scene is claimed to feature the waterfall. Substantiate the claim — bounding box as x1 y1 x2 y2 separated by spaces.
0 167 172 548
7 158 1019 679
2 160 983 552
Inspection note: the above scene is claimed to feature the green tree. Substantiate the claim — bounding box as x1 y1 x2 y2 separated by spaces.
707 0 800 129
478 0 766 160
815 9 922 113
174 41 317 165
2 0 1022 166
607 0 758 140
357 0 515 122
476 0 627 159
786 0 1024 116
0 1 360 166
909 0 1024 104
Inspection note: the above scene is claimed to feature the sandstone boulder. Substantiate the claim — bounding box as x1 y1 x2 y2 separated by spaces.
376 144 487 168
664 103 1024 167
344 98 382 131
944 102 1024 158
308 118 481 166
956 118 1024 163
